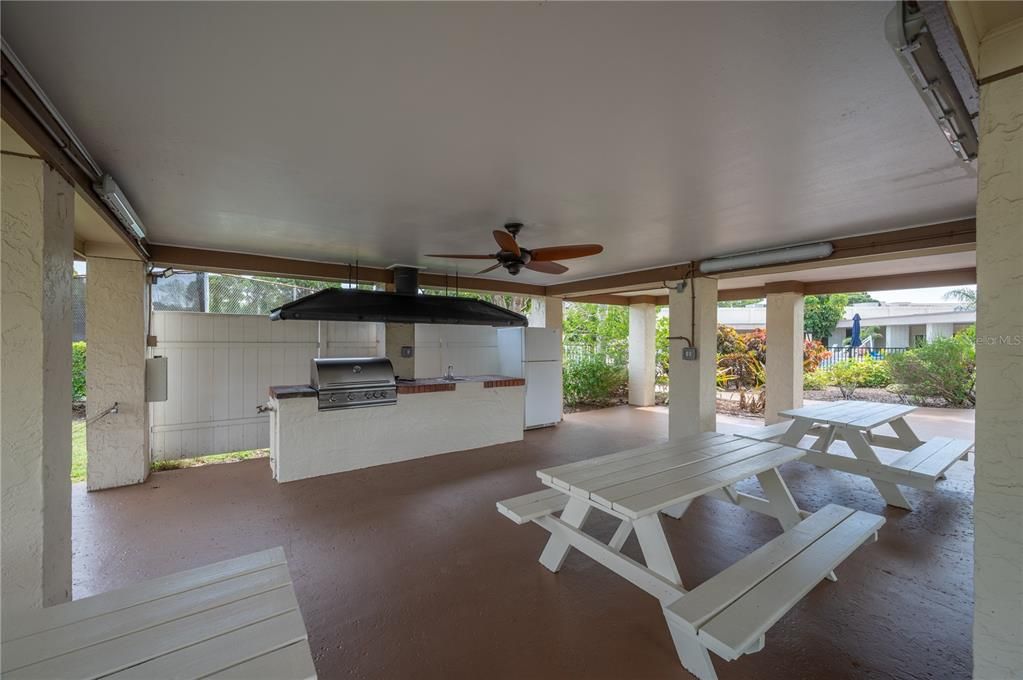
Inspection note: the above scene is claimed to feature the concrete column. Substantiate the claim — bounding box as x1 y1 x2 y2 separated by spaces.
973 70 1023 680
764 291 804 425
925 322 954 343
628 303 656 407
885 324 910 348
1 154 74 620
668 277 717 439
527 296 563 329
86 257 149 490
384 323 415 379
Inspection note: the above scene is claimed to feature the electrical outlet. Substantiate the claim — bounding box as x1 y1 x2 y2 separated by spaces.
682 346 699 361
401 346 414 358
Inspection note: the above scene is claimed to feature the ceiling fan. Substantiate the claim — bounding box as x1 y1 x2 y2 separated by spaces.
425 222 604 276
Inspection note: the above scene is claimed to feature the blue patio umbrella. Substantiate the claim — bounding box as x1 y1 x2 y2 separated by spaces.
850 313 862 347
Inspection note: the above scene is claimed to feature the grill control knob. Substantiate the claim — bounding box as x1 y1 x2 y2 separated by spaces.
347 393 356 401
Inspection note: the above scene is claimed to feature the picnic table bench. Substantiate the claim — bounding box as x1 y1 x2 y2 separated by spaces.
745 401 972 510
1 547 316 680
498 432 883 680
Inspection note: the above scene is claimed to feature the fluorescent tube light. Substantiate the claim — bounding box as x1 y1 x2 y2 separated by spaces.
94 174 146 240
885 2 978 162
699 242 833 274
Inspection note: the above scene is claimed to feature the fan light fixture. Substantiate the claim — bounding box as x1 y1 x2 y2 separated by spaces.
699 242 834 275
94 174 146 240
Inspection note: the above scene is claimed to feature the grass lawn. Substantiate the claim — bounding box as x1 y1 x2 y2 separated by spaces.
72 421 87 483
70 421 268 483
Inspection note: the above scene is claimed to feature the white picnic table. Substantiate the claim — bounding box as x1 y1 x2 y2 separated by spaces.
1 547 317 680
769 400 973 510
498 432 884 680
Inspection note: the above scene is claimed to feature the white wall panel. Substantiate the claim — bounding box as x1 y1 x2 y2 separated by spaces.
149 312 382 460
413 324 501 378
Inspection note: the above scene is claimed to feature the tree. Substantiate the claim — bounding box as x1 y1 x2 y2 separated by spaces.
943 287 977 311
563 302 629 365
803 294 848 341
845 292 879 305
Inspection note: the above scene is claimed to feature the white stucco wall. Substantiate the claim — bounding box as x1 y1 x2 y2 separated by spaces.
764 292 804 424
628 303 656 406
669 277 717 439
973 71 1023 680
1 154 74 620
86 257 149 490
269 382 524 482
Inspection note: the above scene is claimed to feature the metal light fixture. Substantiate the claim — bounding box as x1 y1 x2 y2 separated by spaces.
885 1 978 162
699 242 834 275
94 174 146 240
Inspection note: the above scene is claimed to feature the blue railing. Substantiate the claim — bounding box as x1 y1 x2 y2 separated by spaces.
819 346 909 369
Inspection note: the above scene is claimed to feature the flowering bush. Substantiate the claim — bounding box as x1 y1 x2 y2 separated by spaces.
803 338 830 373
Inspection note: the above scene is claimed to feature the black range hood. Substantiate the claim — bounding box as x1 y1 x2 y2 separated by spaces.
268 267 527 327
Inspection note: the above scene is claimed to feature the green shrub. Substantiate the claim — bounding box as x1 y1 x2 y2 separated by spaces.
717 326 747 355
803 369 833 390
563 356 627 406
887 335 975 407
829 358 891 398
72 341 87 402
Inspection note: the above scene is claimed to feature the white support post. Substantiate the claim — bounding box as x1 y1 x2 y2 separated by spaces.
973 66 1023 678
669 276 718 440
764 289 804 425
538 497 591 572
1 152 74 622
628 302 657 406
86 257 150 490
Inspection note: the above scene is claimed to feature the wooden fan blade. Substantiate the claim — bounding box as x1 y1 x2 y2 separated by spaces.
530 244 603 261
475 263 503 275
525 260 568 274
492 230 521 257
424 253 495 259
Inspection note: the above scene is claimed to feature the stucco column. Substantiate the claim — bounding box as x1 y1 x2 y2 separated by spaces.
668 277 717 439
973 70 1023 680
1 154 74 620
628 303 656 406
764 290 804 424
86 257 150 490
384 323 415 379
925 322 954 342
527 296 563 330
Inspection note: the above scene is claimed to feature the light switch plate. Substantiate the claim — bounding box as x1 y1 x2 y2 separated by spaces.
401 346 415 358
682 346 698 361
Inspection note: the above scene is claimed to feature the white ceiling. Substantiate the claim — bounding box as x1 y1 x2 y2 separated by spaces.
2 2 977 284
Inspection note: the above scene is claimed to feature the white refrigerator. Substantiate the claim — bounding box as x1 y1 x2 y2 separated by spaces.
498 327 563 429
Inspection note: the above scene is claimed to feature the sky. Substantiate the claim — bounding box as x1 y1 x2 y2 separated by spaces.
868 284 975 304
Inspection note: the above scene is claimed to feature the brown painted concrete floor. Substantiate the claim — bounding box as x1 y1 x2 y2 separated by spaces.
73 406 975 680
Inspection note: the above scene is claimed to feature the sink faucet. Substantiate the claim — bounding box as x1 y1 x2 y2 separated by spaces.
446 364 454 379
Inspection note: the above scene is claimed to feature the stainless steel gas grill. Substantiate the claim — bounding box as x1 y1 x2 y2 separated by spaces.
310 357 397 411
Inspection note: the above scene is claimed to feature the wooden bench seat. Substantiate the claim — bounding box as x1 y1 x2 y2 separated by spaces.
736 421 793 442
663 504 883 680
889 436 972 488
1 547 316 680
497 488 569 524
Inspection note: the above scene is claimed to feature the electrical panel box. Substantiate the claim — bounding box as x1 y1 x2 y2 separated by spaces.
145 356 168 402
682 346 699 361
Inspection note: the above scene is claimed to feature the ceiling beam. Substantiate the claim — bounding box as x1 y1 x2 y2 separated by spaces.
547 264 692 297
713 267 977 301
1 54 147 261
545 219 976 297
562 294 633 306
801 267 976 295
147 244 547 296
